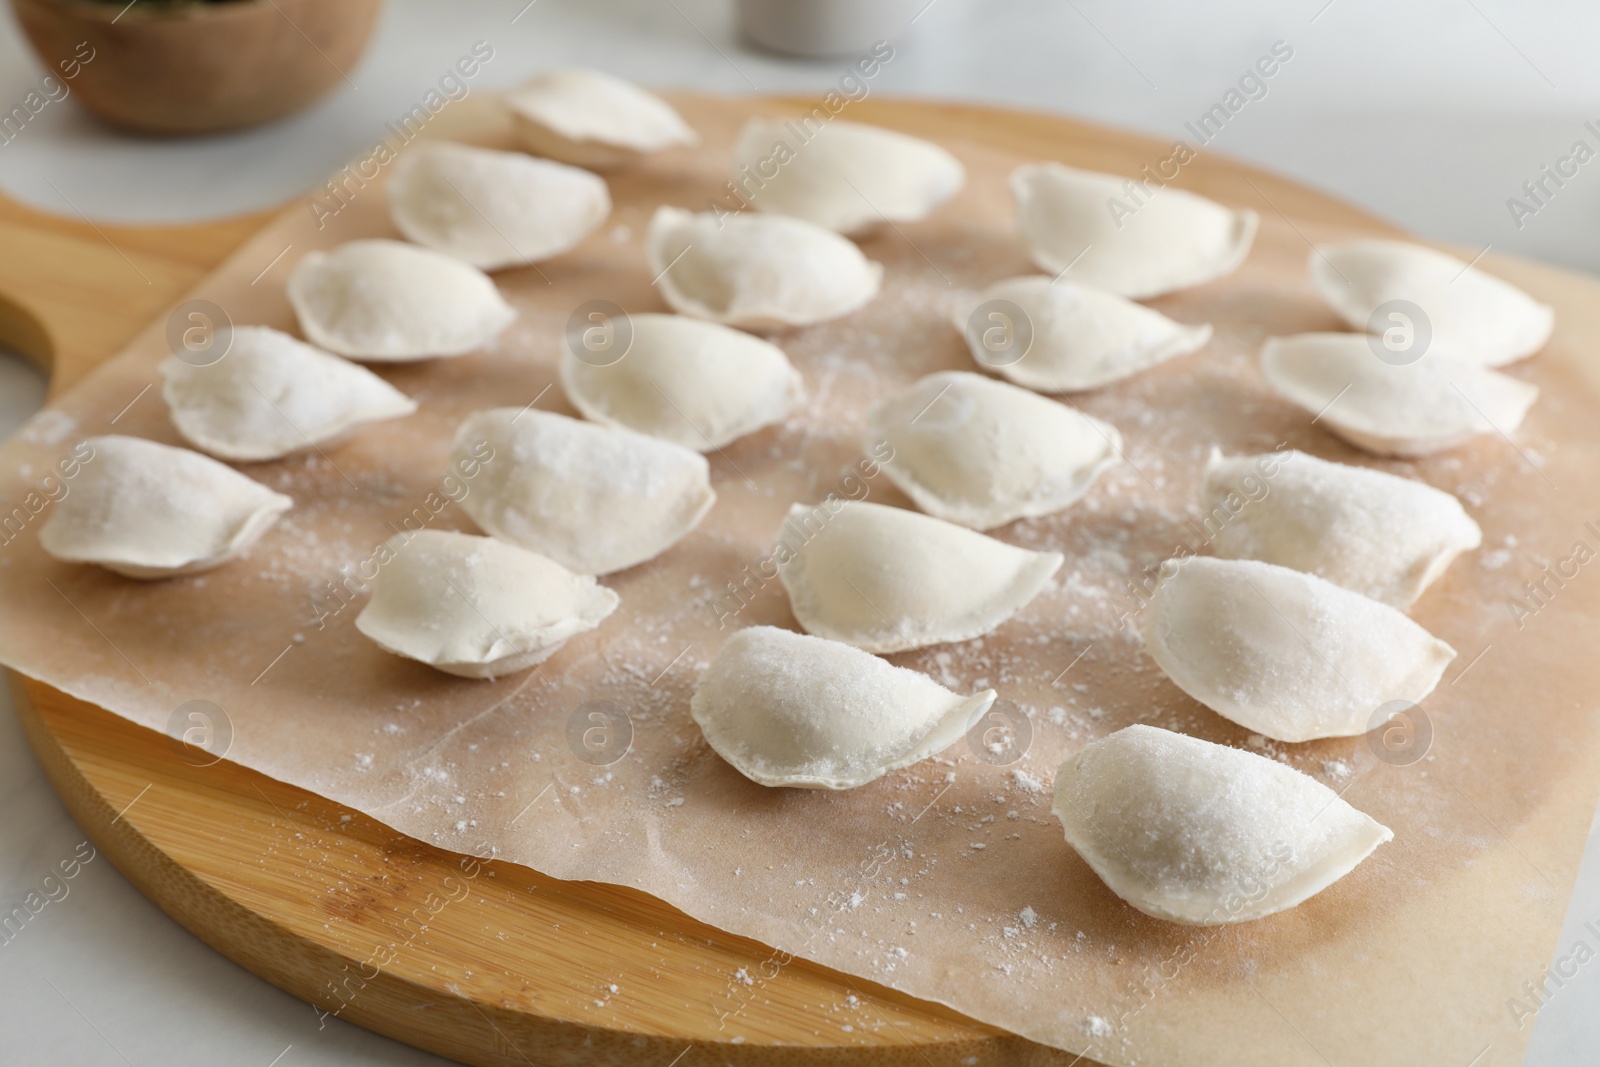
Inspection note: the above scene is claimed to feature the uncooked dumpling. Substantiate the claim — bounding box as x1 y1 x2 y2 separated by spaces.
161 325 417 462
1143 557 1455 741
287 239 516 361
775 500 1062 653
1201 448 1482 607
39 435 292 579
1309 239 1552 367
453 408 714 575
1053 724 1393 924
388 142 610 270
1011 163 1257 298
953 275 1211 392
730 118 965 234
646 206 883 329
355 529 618 679
560 313 803 450
691 626 995 790
502 68 697 168
1260 333 1539 456
868 371 1120 529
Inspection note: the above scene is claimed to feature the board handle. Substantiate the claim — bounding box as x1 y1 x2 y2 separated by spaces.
0 188 274 396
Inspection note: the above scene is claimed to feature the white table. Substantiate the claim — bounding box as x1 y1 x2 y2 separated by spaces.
1 1 1597 1063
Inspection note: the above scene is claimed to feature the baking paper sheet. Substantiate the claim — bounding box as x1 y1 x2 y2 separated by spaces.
3 96 1600 1065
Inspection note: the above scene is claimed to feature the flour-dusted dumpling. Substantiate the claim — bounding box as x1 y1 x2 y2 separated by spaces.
560 313 802 450
1011 163 1257 298
388 142 610 271
1143 557 1455 741
355 529 618 679
453 408 714 575
692 626 995 790
39 435 291 579
868 371 1120 529
161 326 417 462
730 118 965 235
953 275 1211 392
1053 725 1393 924
287 239 516 361
1309 239 1553 367
503 68 697 168
1201 448 1482 607
646 206 883 329
1260 333 1539 456
775 500 1061 653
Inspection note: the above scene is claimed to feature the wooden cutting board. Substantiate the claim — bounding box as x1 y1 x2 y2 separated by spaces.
1 94 1574 1067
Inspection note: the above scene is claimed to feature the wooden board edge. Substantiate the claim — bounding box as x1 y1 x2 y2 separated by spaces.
16 675 1087 1066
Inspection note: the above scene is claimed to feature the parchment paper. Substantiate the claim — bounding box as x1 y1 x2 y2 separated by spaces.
4 95 1600 1066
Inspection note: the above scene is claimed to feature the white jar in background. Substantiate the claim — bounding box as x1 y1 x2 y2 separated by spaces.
736 0 923 58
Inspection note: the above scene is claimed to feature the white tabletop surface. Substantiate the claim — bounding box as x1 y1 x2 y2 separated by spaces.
1 1 1598 1063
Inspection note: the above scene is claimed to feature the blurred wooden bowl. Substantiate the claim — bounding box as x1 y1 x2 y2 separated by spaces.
9 0 385 135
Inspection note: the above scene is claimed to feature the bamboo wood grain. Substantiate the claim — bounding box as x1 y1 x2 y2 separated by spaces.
0 96 1411 1066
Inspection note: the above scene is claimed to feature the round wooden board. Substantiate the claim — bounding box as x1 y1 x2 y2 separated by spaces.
0 96 1404 1067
